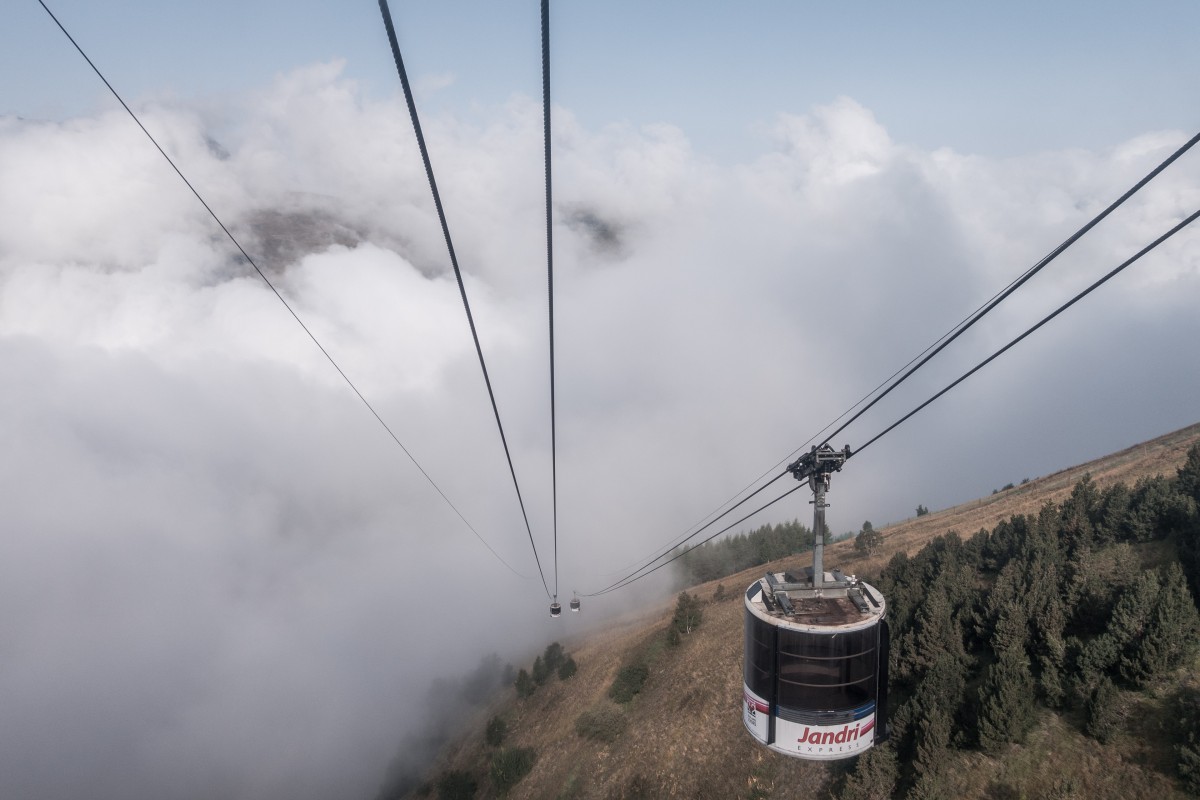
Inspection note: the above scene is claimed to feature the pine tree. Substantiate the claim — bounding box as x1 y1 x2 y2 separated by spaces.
1096 483 1133 545
913 700 955 778
1059 474 1098 556
1114 570 1164 685
531 655 549 686
485 715 507 747
1130 475 1193 540
1084 676 1121 743
909 764 957 800
670 591 702 640
977 603 1036 751
840 744 898 800
1175 445 1200 600
908 662 965 800
542 642 565 674
1026 562 1068 707
1129 563 1200 685
981 562 1023 642
855 520 884 556
514 668 534 698
910 652 967 780
909 586 968 674
1175 685 1200 794
1178 444 1200 503
1072 568 1157 690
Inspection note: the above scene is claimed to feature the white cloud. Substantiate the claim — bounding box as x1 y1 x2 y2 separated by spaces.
414 71 456 96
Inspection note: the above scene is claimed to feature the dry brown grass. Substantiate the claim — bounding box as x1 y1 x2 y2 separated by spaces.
417 422 1200 799
831 421 1200 576
937 711 1191 800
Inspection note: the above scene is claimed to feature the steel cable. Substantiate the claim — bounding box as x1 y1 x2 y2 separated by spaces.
590 206 1200 595
585 130 1200 593
542 0 561 602
852 208 1200 458
377 0 551 596
38 0 528 578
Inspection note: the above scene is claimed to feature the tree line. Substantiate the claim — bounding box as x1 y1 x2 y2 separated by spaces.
672 519 814 586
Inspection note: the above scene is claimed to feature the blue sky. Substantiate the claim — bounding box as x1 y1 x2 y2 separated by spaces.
10 0 1200 159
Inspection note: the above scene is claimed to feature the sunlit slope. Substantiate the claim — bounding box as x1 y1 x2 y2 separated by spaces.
838 421 1200 575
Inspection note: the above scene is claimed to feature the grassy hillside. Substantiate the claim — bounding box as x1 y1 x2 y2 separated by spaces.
398 422 1200 800
846 422 1200 572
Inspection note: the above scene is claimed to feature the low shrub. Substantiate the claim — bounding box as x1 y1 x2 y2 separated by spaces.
575 706 627 742
490 747 536 796
485 715 507 747
609 663 649 703
436 770 477 800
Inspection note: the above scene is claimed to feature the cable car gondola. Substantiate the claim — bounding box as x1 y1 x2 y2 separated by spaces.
742 445 889 761
569 596 581 612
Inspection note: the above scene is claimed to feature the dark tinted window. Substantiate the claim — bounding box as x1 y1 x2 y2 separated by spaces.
778 628 874 660
778 671 874 710
743 610 775 700
776 627 877 712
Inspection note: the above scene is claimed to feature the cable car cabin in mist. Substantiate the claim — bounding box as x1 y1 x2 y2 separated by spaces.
743 568 889 760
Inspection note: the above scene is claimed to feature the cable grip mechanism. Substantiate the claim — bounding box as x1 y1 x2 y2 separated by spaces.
786 444 851 588
786 444 851 482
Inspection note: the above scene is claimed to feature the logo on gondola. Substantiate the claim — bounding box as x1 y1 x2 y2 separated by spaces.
797 718 874 747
